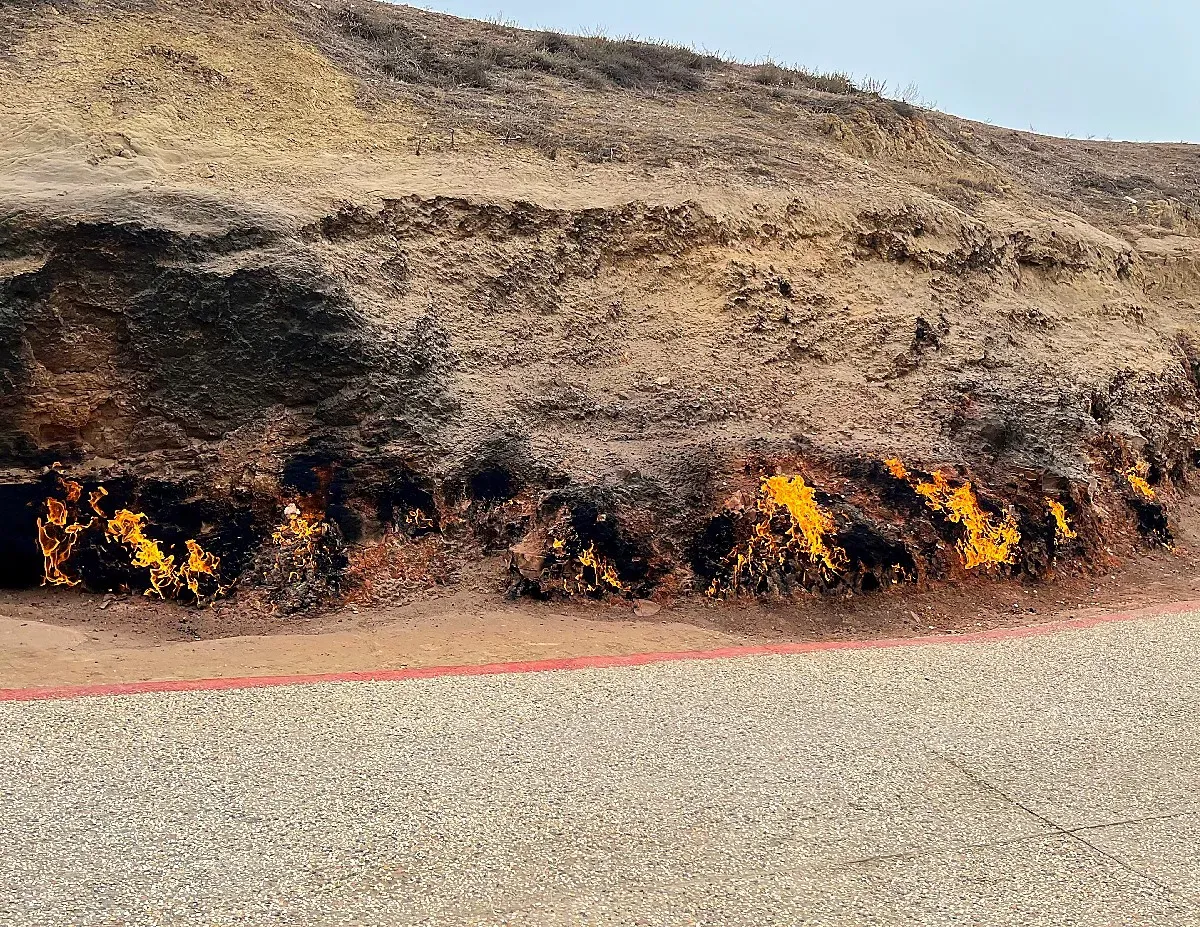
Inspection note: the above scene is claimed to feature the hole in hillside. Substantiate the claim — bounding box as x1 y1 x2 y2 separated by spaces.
451 462 530 553
864 459 926 510
836 522 919 587
567 503 650 586
688 512 738 585
282 452 362 543
1131 497 1171 545
468 465 520 503
510 501 655 599
23 475 265 597
0 482 45 588
377 466 439 536
282 453 334 497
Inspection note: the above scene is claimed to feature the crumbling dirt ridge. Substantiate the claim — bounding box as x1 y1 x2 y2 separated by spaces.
3 0 1200 628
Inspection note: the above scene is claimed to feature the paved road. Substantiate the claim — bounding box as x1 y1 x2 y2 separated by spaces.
2 611 1199 926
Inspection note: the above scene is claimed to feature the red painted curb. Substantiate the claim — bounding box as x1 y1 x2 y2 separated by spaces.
2 600 1197 703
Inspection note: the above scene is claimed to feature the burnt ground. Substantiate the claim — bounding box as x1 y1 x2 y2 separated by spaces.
4 497 1200 688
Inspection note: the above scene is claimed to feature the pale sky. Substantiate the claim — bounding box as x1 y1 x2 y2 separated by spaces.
414 0 1199 142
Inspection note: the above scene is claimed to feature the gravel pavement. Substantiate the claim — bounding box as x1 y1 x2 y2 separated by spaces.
2 610 1199 926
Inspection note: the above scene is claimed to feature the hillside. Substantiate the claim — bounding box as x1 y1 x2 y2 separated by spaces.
3 0 1200 616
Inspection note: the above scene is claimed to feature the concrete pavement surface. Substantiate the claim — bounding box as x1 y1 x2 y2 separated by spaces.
2 610 1199 926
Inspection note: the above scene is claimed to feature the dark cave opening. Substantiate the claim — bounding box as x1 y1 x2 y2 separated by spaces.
376 465 439 536
0 482 46 588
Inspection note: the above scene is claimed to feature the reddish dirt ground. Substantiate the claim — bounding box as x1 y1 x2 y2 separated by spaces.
4 0 1200 697
4 501 1199 688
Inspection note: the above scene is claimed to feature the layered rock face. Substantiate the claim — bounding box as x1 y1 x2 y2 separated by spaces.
2 0 1197 602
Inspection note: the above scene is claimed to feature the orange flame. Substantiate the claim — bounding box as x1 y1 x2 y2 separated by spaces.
105 509 223 599
759 474 847 574
888 460 1021 569
1047 499 1076 541
89 487 109 517
182 539 221 594
36 492 87 587
404 508 434 530
271 504 324 581
1123 462 1155 499
37 479 221 599
717 473 846 594
107 510 175 597
575 542 628 594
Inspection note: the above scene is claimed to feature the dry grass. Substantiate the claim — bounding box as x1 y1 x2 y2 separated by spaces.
297 0 891 164
750 60 856 95
334 4 724 92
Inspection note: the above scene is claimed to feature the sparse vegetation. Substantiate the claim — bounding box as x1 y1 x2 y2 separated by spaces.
528 31 721 91
334 4 722 92
328 3 880 100
301 0 939 161
337 6 497 88
750 59 856 95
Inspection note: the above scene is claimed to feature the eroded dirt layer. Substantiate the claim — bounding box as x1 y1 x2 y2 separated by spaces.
1 0 1199 615
0 437 1180 616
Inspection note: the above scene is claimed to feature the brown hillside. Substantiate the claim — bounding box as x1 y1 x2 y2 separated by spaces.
2 0 1200 612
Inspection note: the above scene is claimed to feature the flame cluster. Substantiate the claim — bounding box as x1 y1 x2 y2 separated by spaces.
1047 499 1077 542
717 473 847 594
105 509 220 598
36 477 222 599
885 459 1020 569
404 508 434 531
36 480 92 587
271 503 325 581
574 541 628 594
1123 462 1155 499
543 528 628 595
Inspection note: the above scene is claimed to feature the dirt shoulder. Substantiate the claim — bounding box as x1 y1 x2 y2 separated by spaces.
4 528 1199 688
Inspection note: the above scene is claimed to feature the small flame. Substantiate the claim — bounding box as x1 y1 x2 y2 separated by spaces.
106 510 183 598
36 478 95 587
541 525 628 596
182 539 221 594
106 509 176 597
1123 462 1155 499
404 508 434 530
1047 499 1076 541
45 496 69 528
271 504 325 581
37 491 86 587
883 457 908 480
576 542 628 594
887 460 1020 569
89 487 109 517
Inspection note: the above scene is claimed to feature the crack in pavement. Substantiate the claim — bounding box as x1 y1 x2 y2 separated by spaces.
927 749 1191 904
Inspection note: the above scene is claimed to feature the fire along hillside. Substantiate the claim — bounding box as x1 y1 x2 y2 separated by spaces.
1 0 1197 610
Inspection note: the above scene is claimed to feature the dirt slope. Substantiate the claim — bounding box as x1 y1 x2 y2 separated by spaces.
2 0 1199 614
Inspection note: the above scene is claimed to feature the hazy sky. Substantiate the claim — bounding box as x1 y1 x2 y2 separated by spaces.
414 0 1199 142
